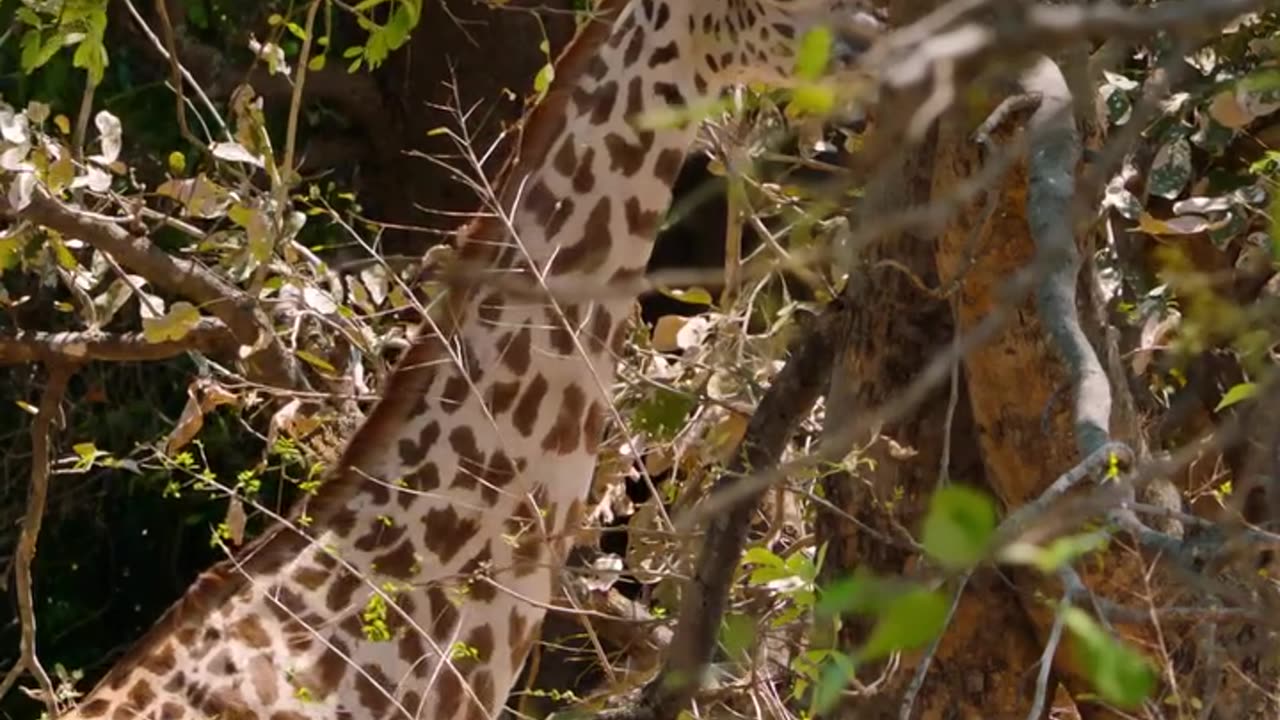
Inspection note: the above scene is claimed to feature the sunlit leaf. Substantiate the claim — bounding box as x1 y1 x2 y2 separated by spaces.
1062 607 1156 709
858 589 948 661
1215 382 1258 412
143 301 201 343
922 485 997 570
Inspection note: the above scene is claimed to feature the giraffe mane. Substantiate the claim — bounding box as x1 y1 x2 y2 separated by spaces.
90 0 631 694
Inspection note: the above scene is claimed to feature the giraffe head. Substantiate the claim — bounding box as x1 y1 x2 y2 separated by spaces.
691 0 886 88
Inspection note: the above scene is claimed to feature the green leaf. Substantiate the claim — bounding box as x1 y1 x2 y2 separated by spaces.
858 589 948 662
533 63 555 97
1215 382 1258 412
142 302 201 343
1148 137 1192 200
296 350 337 375
1000 532 1109 574
815 568 902 618
921 485 997 570
810 651 857 715
719 613 756 660
1062 607 1156 709
742 546 785 568
794 26 833 80
632 387 696 440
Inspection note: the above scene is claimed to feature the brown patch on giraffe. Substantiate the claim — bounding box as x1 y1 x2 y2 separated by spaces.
466 671 496 720
513 532 544 578
433 671 465 720
624 197 661 237
523 178 556 227
553 135 578 177
423 506 480 564
508 607 530 674
560 497 588 555
126 680 157 711
372 538 419 579
587 54 609 80
459 542 496 602
501 327 533 375
549 196 613 276
329 506 359 537
487 379 521 416
404 690 423 717
188 626 222 662
542 383 587 455
397 420 441 468
477 291 505 327
624 75 645 120
354 664 394 719
325 569 361 612
290 564 328 591
545 303 579 355
512 616 544 676
649 40 679 67
231 614 272 650
270 713 309 720
248 653 279 706
653 81 686 109
623 25 646 65
604 130 656 176
588 306 613 354
513 373 550 437
159 702 184 720
584 400 607 444
139 641 177 675
572 147 598 194
78 699 111 718
654 147 684 185
398 623 428 676
426 586 461 643
314 546 339 571
399 461 440 510
452 624 495 678
203 686 258 720
440 373 471 415
162 670 186 695
207 649 238 675
295 637 350 700
353 519 407 553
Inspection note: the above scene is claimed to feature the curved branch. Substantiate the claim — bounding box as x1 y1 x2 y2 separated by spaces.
0 365 71 715
0 318 238 365
600 302 848 720
3 187 305 389
1019 55 1111 458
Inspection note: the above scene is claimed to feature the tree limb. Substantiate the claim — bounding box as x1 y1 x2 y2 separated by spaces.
0 365 71 715
3 186 305 390
0 319 238 365
598 301 848 720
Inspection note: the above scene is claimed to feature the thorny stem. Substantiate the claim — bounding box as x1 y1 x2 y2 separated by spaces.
0 364 72 717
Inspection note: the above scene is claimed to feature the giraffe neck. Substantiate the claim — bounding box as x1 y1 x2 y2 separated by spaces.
69 4 720 720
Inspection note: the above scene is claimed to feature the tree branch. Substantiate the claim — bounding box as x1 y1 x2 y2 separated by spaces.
0 365 71 715
1016 55 1111 458
0 319 238 365
598 302 848 720
3 186 305 390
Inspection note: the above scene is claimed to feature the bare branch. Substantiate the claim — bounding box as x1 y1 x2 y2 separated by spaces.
0 365 72 715
0 319 238 365
599 302 848 720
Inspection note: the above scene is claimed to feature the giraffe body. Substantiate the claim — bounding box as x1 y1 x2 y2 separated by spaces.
67 2 880 719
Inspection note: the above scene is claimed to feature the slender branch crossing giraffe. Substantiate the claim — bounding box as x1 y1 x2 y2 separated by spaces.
66 2 880 719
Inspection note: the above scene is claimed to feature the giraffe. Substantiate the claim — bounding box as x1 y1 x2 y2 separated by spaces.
64 2 882 719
